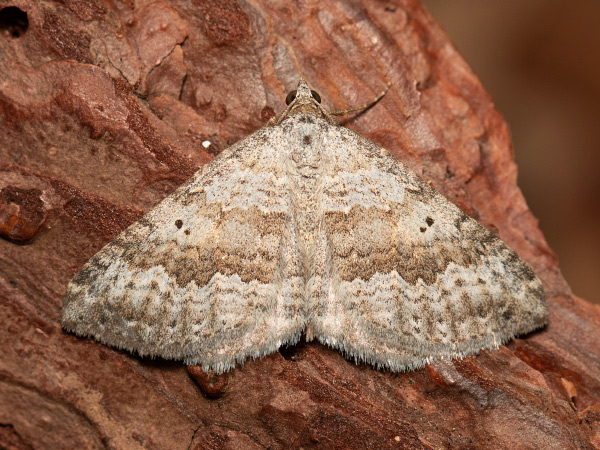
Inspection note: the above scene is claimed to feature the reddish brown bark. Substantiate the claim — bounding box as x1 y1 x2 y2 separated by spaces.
1 0 598 449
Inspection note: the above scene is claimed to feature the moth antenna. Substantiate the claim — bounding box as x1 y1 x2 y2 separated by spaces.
328 80 392 116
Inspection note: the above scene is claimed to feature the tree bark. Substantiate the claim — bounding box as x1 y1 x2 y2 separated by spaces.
1 0 599 449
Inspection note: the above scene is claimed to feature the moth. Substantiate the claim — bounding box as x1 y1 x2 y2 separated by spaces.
62 79 547 374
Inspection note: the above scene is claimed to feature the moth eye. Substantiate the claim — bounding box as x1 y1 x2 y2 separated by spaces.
311 90 321 103
285 90 297 105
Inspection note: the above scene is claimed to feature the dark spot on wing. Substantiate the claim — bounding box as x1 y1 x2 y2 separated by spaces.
175 219 183 229
426 217 434 227
477 304 488 318
303 135 311 145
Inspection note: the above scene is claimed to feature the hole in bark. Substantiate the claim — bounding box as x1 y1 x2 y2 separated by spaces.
0 7 28 39
279 338 306 362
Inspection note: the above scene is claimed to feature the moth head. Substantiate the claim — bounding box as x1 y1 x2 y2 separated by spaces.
286 79 322 106
284 79 324 120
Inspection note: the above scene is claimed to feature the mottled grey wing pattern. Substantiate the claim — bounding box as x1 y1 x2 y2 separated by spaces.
310 125 547 371
62 126 305 373
63 78 547 374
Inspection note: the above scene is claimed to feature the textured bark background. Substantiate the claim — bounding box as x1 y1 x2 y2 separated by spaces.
1 0 599 449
